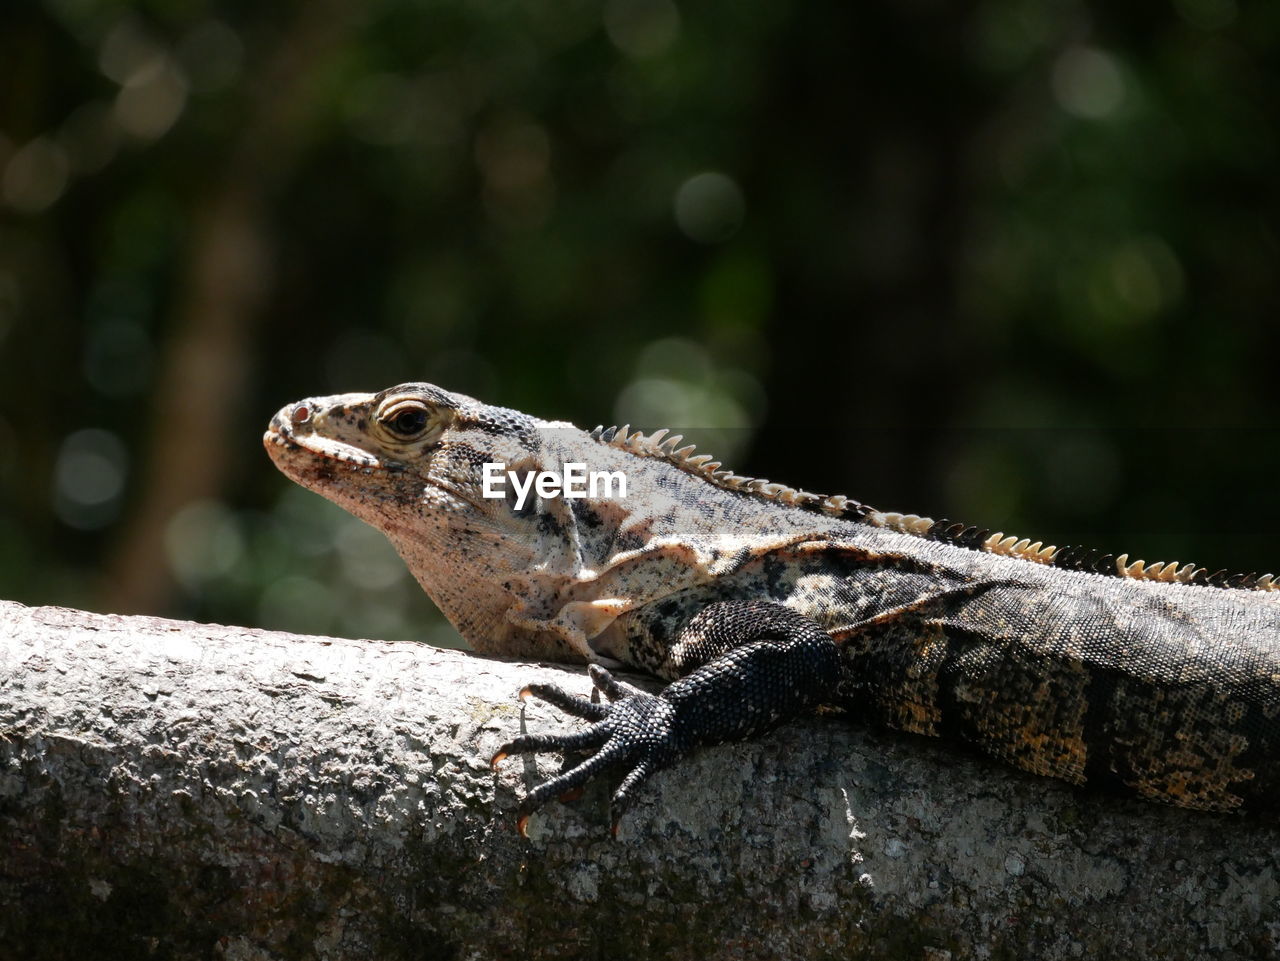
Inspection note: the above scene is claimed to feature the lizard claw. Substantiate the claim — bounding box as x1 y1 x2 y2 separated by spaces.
493 666 678 834
495 604 841 834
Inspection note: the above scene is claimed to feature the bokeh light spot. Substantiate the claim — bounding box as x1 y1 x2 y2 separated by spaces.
674 171 745 244
1052 47 1125 119
258 575 337 635
614 336 762 462
1089 236 1185 322
604 0 681 60
165 500 245 589
335 517 409 591
2 139 70 213
54 429 129 529
99 18 162 84
113 55 189 140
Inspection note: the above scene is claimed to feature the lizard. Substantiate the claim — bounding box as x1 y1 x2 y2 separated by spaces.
264 381 1280 835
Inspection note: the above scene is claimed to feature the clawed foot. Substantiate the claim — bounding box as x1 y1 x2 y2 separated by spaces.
491 664 680 837
492 602 843 837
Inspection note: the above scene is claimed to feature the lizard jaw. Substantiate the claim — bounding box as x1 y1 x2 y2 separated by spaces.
263 424 390 472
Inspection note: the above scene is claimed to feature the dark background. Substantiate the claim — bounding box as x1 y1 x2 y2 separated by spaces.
2 0 1277 646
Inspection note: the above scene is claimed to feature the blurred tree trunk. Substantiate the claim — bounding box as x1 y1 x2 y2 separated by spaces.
99 3 353 615
3 599 1279 961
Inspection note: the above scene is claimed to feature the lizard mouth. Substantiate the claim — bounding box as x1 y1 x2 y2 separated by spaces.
263 422 396 472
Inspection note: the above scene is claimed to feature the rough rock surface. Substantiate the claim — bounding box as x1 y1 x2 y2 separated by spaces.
1 599 1278 960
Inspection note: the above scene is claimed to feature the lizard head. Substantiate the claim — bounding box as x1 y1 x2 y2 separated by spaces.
265 382 606 658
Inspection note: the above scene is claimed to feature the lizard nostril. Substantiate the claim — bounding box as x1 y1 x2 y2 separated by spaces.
291 403 312 425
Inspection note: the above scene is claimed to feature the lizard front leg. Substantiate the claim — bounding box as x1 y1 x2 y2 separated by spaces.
491 601 841 836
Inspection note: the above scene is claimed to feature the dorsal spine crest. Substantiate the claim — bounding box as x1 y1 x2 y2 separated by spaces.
588 425 1277 593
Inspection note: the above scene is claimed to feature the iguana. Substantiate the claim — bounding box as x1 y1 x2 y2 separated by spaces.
264 382 1280 834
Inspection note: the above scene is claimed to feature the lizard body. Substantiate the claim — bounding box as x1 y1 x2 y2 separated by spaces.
265 383 1280 828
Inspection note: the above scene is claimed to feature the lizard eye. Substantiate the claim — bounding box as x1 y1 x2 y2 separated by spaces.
382 401 432 439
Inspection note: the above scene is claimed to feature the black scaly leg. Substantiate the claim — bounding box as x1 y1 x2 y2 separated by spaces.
491 600 841 836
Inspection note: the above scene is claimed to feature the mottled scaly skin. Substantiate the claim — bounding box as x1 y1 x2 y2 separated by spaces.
265 383 1280 827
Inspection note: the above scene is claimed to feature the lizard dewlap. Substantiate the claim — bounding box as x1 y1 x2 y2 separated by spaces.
266 382 1280 830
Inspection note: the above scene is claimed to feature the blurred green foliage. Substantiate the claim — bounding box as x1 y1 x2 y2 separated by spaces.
1 0 1277 645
